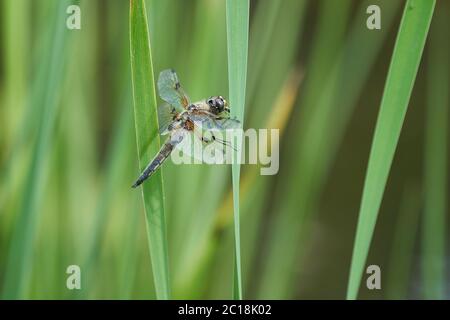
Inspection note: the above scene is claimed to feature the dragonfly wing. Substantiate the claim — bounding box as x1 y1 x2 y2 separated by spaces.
180 122 238 163
173 130 205 162
189 114 241 131
210 117 240 130
158 103 178 135
158 69 190 111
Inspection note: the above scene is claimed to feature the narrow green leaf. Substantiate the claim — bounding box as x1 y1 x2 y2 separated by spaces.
2 0 28 150
226 0 249 300
129 0 170 299
347 0 435 300
386 184 421 299
2 0 72 299
422 3 448 300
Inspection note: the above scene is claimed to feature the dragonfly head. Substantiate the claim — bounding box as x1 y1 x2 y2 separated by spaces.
207 96 228 115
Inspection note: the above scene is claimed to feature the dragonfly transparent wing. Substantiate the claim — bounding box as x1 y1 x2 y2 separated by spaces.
189 114 240 131
173 130 204 162
173 123 237 164
158 103 178 135
158 69 190 111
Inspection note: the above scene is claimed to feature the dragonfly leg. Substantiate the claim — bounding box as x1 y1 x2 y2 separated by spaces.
211 134 237 151
192 122 237 153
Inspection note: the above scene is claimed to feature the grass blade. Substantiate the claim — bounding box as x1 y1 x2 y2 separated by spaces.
386 183 421 299
2 0 72 299
422 2 448 299
1 0 28 151
226 0 249 300
129 0 170 299
346 0 436 300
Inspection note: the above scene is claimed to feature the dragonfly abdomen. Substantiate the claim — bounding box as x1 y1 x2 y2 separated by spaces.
131 141 175 188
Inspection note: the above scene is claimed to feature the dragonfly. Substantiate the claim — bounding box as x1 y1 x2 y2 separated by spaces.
132 69 240 188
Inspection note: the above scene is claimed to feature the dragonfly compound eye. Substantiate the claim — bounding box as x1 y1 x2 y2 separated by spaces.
216 98 225 112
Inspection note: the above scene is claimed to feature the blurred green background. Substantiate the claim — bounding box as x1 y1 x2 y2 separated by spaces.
0 0 448 299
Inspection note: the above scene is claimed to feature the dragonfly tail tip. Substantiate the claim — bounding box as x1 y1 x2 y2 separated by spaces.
131 181 140 188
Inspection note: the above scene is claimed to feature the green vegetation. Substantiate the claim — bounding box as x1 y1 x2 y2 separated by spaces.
347 0 436 299
0 0 446 300
2 0 73 298
130 0 169 299
226 0 250 300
